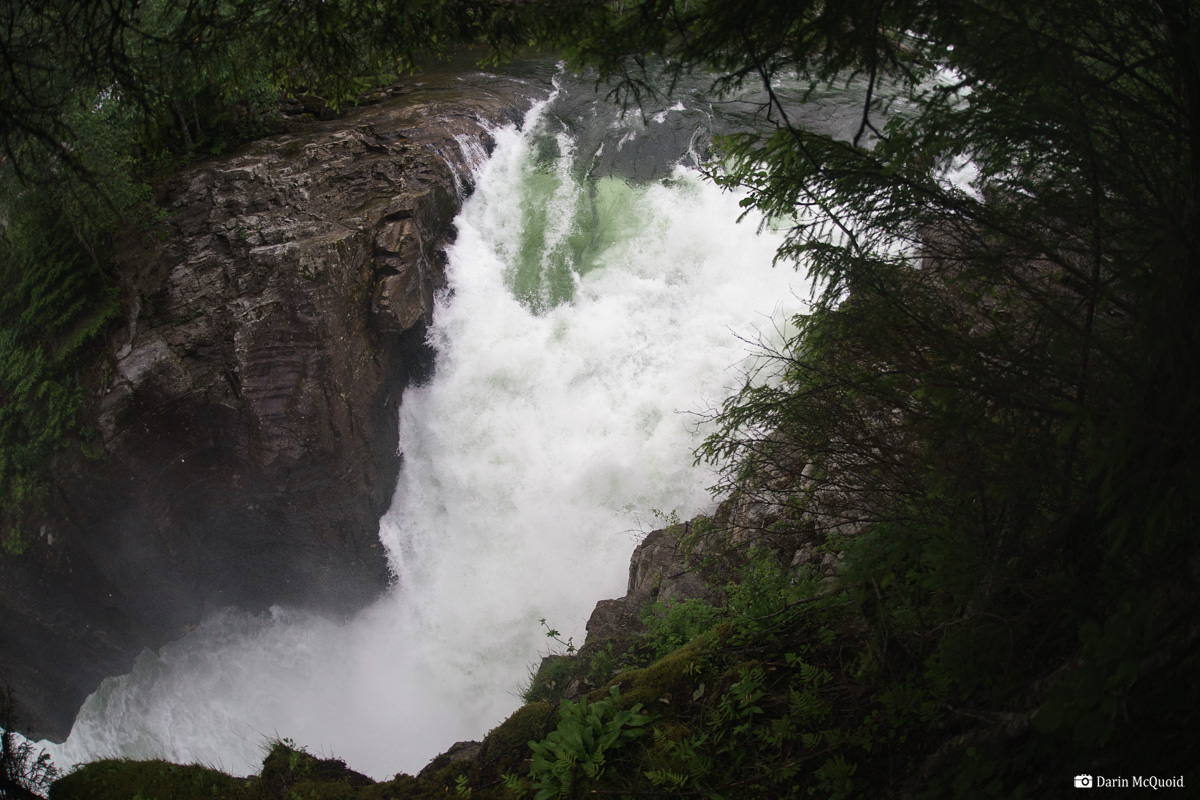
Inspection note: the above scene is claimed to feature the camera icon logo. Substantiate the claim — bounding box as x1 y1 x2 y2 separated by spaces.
1074 774 1093 788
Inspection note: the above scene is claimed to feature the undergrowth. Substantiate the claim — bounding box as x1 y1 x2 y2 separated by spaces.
0 194 124 553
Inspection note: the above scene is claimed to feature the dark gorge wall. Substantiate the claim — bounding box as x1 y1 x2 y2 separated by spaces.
0 73 529 740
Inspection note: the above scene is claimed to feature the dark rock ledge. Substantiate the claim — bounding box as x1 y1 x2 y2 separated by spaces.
0 72 531 740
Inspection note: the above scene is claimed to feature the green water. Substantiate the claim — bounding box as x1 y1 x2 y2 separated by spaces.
504 158 650 313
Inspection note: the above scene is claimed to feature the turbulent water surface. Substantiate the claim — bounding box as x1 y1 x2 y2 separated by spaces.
43 67 817 779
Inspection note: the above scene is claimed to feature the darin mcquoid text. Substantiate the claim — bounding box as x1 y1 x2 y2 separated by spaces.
1075 775 1186 790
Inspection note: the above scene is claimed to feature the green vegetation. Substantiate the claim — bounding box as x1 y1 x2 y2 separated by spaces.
1 1 554 175
546 0 1200 794
0 133 134 553
5 0 1197 795
526 0 1199 793
507 685 651 800
640 598 722 660
49 759 250 800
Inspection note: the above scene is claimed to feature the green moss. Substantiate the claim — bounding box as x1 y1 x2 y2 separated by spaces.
477 700 554 772
606 638 709 711
50 759 250 800
257 741 372 799
520 654 575 704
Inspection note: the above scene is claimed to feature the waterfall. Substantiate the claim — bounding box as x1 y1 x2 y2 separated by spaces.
42 72 811 780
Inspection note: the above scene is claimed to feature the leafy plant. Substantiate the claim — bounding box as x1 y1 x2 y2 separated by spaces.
584 643 617 686
521 618 580 703
641 598 722 660
524 685 651 800
538 618 575 655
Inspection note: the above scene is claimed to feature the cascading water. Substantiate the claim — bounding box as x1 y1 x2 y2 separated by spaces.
42 69 814 780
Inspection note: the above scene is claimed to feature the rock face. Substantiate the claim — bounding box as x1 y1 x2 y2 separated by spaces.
584 469 850 647
0 72 531 740
584 523 720 644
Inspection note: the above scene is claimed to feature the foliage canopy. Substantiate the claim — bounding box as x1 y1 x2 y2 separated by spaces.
546 0 1200 793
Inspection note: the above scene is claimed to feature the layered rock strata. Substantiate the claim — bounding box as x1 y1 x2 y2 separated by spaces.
0 72 529 739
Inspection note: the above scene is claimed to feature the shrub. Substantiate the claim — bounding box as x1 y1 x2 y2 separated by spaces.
513 685 651 800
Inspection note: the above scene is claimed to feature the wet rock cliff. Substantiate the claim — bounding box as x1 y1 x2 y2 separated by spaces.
0 72 530 740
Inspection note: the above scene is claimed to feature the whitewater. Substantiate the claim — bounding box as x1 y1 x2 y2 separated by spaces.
42 74 811 780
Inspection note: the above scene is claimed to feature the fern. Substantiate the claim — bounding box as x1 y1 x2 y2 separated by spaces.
0 193 122 549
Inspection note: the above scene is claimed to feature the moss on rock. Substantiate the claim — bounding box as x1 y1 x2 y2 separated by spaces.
477 700 555 773
605 637 709 712
50 759 251 800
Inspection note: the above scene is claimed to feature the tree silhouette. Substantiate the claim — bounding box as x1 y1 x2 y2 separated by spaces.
1 688 57 800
